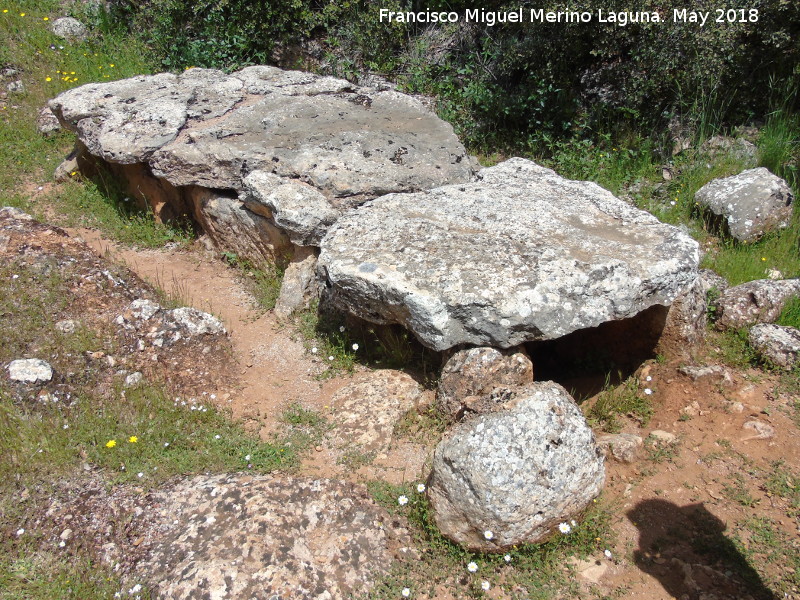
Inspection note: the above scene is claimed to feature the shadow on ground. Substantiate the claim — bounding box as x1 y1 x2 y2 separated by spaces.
627 499 776 600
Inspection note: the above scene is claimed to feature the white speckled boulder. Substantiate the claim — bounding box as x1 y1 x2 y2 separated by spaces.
427 381 605 551
713 278 800 330
318 158 699 351
695 167 794 242
749 324 800 369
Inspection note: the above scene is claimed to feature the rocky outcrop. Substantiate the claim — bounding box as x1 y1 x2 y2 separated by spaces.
115 298 226 348
749 324 800 369
427 381 605 551
695 168 794 242
135 473 409 600
713 278 800 330
319 158 699 351
437 346 533 421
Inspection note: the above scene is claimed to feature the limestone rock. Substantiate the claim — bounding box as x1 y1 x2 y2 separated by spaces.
135 473 405 600
678 364 734 385
714 278 800 330
699 136 757 162
168 307 225 336
8 358 53 383
319 158 699 351
330 370 424 454
6 80 24 93
243 170 340 246
274 246 319 318
50 17 88 41
437 346 533 421
37 106 61 136
427 381 605 551
749 323 800 369
597 433 643 463
695 168 794 242
659 269 725 354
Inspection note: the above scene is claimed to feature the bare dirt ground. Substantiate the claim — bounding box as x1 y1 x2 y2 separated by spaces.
58 226 800 599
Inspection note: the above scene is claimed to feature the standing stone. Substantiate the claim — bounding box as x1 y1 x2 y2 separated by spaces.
428 381 605 551
437 346 533 421
319 158 699 351
713 278 800 330
695 168 794 242
274 246 320 318
749 324 800 369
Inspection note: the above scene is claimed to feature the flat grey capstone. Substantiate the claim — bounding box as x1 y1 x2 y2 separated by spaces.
427 381 605 550
318 158 700 351
8 358 53 383
695 167 794 242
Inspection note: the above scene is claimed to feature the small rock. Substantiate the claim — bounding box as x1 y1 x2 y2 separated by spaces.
713 278 800 330
128 299 161 321
60 528 73 541
167 307 225 336
8 359 53 383
7 80 25 94
597 433 643 463
678 364 734 386
649 430 676 444
55 319 78 334
124 372 143 388
50 17 88 41
37 106 61 136
742 420 775 440
681 401 701 417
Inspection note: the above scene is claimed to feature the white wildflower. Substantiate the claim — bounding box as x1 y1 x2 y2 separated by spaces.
214 434 221 439
644 388 653 395
398 495 408 506
467 562 478 573
352 343 359 351
401 588 411 598
339 325 345 332
311 347 318 354
58 541 66 548
604 549 613 559
137 472 143 478
483 530 493 540
328 356 334 361
481 581 490 591
504 554 511 563
558 522 571 534
416 483 426 493
645 375 652 382
245 454 251 461
15 528 24 536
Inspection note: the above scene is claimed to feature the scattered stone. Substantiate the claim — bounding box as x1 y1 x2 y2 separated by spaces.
50 17 88 41
713 278 800 330
319 158 699 351
6 80 24 94
37 106 61 136
128 299 161 321
168 307 226 336
0 206 33 221
700 135 758 162
678 364 734 386
681 401 702 417
695 167 794 242
55 319 78 334
749 324 800 369
8 359 53 383
596 433 643 463
135 474 406 600
742 420 775 440
274 245 319 318
437 346 533 421
59 528 73 541
649 430 676 444
428 381 605 551
330 370 424 454
124 372 143 387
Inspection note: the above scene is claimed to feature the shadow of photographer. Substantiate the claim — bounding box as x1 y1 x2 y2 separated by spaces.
627 499 777 600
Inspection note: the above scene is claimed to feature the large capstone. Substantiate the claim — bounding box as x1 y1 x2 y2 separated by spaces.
318 158 699 351
427 381 605 551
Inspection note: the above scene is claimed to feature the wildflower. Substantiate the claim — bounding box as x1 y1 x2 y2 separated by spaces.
109 63 115 67
481 581 490 591
484 530 493 540
604 549 613 559
644 388 653 395
19 12 25 16
16 528 24 536
106 440 117 448
558 522 571 534
59 540 66 547
571 520 577 527
45 77 51 82
43 16 48 20
398 495 408 506
245 454 251 461
214 434 221 439
2 10 8 13
416 483 426 493
761 257 766 261
339 325 345 332
164 442 169 447
401 588 411 598
504 554 511 563
467 562 478 573
128 436 138 443
352 343 359 351
128 583 142 595
645 375 652 382
328 356 334 361
137 472 143 478
311 347 318 354
63 424 69 429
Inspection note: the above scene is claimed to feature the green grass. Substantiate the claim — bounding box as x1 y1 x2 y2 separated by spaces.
733 516 800 595
221 252 284 311
585 374 654 433
364 481 613 599
765 460 800 517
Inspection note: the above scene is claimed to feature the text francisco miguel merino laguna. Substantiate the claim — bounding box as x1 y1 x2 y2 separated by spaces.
379 7 759 27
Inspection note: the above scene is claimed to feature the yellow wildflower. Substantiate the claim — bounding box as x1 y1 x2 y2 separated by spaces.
128 436 138 443
109 63 115 67
45 77 51 82
106 439 117 448
43 16 48 21
20 12 25 16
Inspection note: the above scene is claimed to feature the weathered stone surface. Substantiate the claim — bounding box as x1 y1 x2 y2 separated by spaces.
50 17 88 41
699 135 757 162
695 168 794 242
50 66 472 198
8 358 53 383
428 381 605 551
243 170 340 246
319 158 699 351
678 364 734 386
597 433 643 463
135 473 406 600
437 346 533 421
169 307 226 336
749 323 800 369
116 299 226 347
330 370 424 454
274 246 319 318
37 105 61 136
714 278 800 330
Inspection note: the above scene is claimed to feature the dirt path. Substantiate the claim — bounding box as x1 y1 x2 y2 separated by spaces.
71 228 350 440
